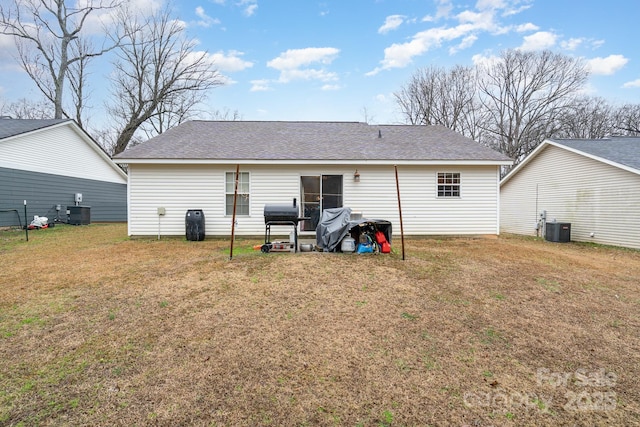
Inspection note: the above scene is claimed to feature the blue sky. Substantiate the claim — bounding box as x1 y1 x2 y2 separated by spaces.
1 0 639 125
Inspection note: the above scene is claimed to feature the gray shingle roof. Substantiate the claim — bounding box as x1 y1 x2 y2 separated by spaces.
0 118 71 140
114 121 511 163
550 136 640 172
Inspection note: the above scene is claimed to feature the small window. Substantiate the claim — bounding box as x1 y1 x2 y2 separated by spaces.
225 172 250 215
437 172 460 197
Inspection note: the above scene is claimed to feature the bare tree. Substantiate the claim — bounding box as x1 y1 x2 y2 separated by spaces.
613 103 640 135
554 96 615 139
394 65 484 140
0 0 122 123
0 96 53 119
66 38 94 129
477 50 588 165
107 5 224 155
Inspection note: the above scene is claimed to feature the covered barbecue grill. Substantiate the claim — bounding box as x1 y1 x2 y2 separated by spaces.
262 199 308 252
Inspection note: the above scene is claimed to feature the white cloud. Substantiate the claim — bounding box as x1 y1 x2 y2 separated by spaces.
518 31 557 51
471 53 500 68
321 84 341 91
456 10 492 27
476 0 507 10
250 79 272 91
277 68 338 83
267 47 340 84
244 3 258 16
622 79 640 88
435 0 453 19
367 24 481 75
561 37 584 51
195 6 220 27
449 34 478 55
587 55 628 75
516 22 538 32
210 50 253 72
378 15 405 34
368 0 516 75
268 47 339 71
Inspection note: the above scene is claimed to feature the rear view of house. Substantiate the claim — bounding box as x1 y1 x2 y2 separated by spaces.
500 137 640 249
0 118 127 227
114 121 511 238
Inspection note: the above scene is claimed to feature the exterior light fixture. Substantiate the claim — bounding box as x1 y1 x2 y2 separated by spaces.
354 169 361 182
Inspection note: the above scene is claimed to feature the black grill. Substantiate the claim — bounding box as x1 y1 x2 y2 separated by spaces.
263 200 300 224
262 199 307 253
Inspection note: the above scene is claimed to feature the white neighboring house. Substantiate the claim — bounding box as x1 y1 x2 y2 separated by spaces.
0 118 128 226
500 137 640 249
113 121 512 238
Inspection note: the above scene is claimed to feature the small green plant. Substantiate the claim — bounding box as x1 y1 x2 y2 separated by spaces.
536 277 561 292
505 412 515 420
108 311 116 321
483 370 493 377
356 300 367 307
422 353 438 370
20 380 35 392
491 292 505 300
401 312 417 321
379 409 393 427
481 327 508 346
159 301 168 308
395 358 410 372
533 397 547 411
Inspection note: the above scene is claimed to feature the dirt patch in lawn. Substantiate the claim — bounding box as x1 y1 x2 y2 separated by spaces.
1 224 639 426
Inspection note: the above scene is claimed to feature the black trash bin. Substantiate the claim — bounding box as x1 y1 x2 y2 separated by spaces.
185 209 205 241
545 222 571 243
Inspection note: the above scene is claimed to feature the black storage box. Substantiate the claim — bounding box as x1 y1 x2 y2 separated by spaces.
185 209 205 241
545 222 571 243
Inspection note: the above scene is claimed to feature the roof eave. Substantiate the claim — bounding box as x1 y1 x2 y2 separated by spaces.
115 158 512 166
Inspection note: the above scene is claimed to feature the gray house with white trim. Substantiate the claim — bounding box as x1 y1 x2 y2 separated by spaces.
500 137 640 249
0 118 127 227
114 121 512 238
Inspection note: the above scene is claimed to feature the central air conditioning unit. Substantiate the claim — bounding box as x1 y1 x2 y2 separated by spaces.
545 222 571 243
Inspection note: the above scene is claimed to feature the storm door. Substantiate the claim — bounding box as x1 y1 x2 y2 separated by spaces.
300 175 343 231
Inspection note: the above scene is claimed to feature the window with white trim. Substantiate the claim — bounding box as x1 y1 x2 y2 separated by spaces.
437 172 460 197
225 172 250 215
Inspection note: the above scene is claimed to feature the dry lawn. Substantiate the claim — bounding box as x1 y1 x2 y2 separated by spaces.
1 223 639 426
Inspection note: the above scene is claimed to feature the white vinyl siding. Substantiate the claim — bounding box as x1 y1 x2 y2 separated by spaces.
500 144 640 249
127 163 501 237
0 122 126 184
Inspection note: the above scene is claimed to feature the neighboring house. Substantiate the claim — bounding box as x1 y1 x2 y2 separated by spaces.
113 121 512 238
0 118 128 227
500 137 640 249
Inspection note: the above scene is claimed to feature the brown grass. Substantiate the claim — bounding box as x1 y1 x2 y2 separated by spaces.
1 223 639 426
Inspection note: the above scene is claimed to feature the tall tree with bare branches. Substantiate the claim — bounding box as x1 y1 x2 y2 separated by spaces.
394 65 483 140
614 103 640 135
477 50 588 165
396 50 589 170
0 0 122 123
107 4 224 155
554 96 615 139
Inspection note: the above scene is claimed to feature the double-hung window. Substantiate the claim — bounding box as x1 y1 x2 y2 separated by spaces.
225 172 250 215
437 172 460 197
